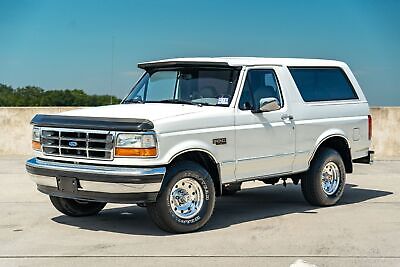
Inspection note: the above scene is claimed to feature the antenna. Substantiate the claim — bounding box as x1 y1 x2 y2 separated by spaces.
110 35 115 104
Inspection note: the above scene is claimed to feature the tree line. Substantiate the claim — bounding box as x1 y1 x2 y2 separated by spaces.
0 84 121 106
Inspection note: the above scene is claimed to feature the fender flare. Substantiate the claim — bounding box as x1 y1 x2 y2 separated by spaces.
168 148 218 165
308 132 351 167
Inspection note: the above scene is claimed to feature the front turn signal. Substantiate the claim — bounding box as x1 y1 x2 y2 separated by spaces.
32 141 41 151
115 147 157 157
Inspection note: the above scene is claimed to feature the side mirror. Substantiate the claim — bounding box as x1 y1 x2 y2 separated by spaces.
258 97 280 112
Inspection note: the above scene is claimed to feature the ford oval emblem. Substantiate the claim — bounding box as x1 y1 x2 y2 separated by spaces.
68 141 78 147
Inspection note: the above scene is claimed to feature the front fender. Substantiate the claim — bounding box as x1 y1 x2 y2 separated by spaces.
163 139 218 164
156 134 237 183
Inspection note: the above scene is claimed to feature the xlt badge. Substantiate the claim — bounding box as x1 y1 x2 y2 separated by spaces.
212 138 227 145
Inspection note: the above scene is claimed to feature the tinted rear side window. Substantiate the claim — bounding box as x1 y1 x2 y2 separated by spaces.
289 67 358 102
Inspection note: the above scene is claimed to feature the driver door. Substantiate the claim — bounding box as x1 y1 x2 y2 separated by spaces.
234 67 295 180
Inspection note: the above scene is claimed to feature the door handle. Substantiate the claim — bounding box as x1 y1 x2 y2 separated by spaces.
281 114 294 121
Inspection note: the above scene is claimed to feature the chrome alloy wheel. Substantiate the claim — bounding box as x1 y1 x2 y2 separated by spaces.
321 161 340 195
169 178 204 219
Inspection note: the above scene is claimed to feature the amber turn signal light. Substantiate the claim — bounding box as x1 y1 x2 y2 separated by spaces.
32 141 41 151
115 147 157 157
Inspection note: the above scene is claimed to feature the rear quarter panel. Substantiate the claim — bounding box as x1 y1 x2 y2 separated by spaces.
282 64 371 172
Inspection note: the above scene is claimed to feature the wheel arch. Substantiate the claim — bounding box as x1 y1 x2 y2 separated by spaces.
309 133 353 173
167 149 222 196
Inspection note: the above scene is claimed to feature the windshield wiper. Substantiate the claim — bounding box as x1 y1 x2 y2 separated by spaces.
123 99 143 104
191 101 213 106
157 99 197 105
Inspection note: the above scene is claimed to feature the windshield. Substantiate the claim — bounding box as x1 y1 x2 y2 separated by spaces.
123 68 240 106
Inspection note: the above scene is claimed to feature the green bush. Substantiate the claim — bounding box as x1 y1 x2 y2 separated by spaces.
0 84 121 106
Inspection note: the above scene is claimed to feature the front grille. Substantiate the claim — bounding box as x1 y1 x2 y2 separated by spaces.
41 128 114 160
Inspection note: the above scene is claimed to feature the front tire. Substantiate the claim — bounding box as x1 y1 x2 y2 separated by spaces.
147 161 215 233
301 147 346 206
49 196 106 217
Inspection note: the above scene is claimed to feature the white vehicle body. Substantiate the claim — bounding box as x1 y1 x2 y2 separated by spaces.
32 58 370 181
26 57 373 233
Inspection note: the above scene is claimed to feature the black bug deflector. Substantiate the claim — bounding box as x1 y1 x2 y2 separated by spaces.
31 114 154 132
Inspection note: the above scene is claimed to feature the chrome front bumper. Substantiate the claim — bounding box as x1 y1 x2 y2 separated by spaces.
26 157 166 203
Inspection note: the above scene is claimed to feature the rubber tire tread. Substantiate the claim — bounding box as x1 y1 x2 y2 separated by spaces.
301 147 346 206
50 196 106 217
147 160 215 233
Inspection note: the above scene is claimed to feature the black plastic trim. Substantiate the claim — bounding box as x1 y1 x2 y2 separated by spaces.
31 114 154 131
353 150 374 164
37 157 163 169
38 185 158 204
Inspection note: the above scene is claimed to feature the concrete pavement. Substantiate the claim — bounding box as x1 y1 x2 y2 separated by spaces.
0 156 399 266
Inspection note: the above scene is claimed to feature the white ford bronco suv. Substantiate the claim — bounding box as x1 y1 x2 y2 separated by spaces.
26 57 373 233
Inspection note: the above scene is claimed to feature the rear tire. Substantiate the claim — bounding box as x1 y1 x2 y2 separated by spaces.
147 161 215 233
49 196 106 217
301 147 346 206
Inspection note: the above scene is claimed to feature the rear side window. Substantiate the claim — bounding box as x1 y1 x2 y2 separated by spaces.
289 67 358 102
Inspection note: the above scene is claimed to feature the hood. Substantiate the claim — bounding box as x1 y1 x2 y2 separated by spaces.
59 103 214 121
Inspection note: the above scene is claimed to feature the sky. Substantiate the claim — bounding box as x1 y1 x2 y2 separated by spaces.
0 0 399 106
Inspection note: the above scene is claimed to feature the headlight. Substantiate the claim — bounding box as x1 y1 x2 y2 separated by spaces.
115 133 157 157
32 127 41 151
116 134 156 148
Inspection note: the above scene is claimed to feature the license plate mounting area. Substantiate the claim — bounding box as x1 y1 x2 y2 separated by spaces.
56 177 78 193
